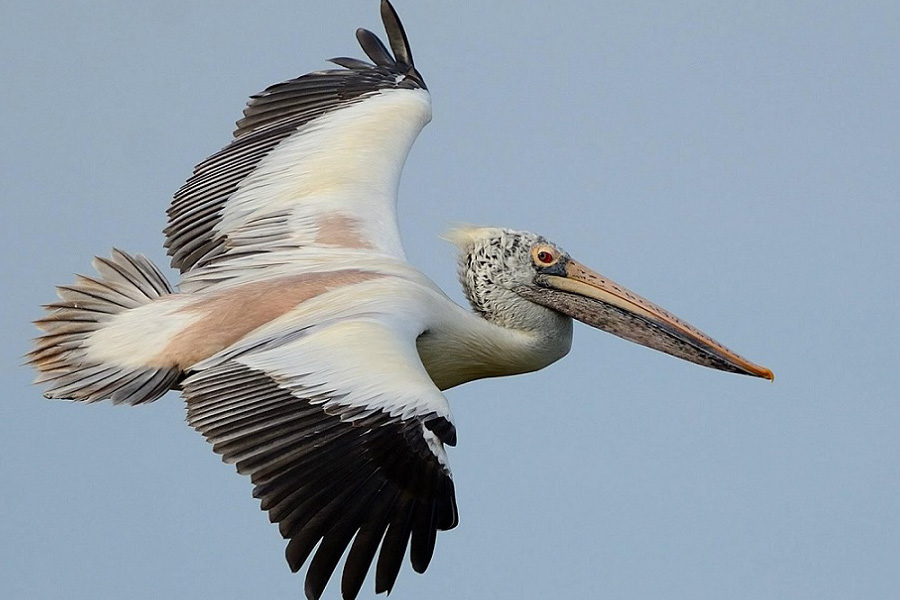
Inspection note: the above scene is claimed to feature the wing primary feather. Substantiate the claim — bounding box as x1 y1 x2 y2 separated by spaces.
303 475 384 600
437 478 460 530
355 27 394 67
374 502 416 594
285 468 378 573
328 57 374 70
410 491 439 573
380 0 413 67
341 488 400 600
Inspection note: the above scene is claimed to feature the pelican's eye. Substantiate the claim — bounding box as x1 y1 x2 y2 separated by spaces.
532 246 559 267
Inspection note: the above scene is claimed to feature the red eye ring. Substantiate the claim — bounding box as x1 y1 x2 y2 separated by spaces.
537 250 554 264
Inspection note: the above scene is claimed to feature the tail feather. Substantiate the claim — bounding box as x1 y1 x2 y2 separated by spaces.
29 249 181 405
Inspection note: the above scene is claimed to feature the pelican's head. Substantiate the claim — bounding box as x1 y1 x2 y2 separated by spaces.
448 226 773 380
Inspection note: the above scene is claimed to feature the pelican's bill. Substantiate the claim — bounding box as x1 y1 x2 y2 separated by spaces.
525 260 774 380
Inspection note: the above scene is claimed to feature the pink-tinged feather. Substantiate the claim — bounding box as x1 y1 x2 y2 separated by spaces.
157 270 381 369
314 214 373 249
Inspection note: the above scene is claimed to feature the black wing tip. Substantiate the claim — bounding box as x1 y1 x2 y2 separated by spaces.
338 1 424 89
328 56 374 70
356 27 394 68
380 0 413 67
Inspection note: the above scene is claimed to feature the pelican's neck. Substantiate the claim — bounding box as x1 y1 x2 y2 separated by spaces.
417 303 573 391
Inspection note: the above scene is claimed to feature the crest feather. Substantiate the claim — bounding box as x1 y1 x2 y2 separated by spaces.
442 226 510 251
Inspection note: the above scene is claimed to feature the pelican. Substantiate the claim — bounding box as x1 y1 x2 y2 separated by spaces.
29 2 773 599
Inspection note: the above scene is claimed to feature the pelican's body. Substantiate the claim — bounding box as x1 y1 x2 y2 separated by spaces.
29 3 772 600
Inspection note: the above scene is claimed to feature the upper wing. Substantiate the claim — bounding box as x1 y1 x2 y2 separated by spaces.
182 314 458 600
165 1 429 283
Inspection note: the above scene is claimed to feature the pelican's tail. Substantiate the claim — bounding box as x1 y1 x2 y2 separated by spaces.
28 249 182 405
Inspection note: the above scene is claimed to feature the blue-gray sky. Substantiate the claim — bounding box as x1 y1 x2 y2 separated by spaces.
2 2 899 599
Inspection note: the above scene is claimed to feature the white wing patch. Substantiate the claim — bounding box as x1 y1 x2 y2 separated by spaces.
236 316 451 422
181 88 431 288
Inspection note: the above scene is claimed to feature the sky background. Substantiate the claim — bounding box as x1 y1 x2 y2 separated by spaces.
2 1 899 599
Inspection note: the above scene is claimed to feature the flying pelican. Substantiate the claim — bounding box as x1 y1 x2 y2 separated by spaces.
29 2 773 599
